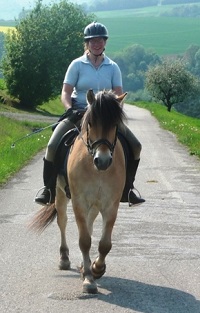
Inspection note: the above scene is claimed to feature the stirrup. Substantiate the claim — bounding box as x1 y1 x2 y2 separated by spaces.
128 188 145 207
34 186 52 205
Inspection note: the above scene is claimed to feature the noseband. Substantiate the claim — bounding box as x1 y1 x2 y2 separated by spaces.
86 125 118 157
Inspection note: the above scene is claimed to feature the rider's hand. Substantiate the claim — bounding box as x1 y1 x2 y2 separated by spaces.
66 108 84 123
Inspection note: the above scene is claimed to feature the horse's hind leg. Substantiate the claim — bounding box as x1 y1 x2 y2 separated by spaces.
56 184 70 270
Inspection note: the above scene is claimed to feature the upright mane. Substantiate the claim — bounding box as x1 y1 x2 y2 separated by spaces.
82 90 126 133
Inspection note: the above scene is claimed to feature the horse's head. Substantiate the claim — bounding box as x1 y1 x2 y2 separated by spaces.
82 89 127 171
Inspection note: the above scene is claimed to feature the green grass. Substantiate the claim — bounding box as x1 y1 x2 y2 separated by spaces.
0 95 64 186
133 101 200 158
0 115 52 185
37 97 64 116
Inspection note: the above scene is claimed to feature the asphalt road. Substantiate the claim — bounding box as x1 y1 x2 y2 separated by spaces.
0 104 200 313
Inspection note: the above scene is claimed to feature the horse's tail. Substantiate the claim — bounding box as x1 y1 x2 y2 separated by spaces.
28 203 57 233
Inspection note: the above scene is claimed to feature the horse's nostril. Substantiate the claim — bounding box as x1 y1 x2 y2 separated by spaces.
94 157 99 167
94 156 112 171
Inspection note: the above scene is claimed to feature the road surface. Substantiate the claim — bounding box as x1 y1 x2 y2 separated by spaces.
0 104 200 313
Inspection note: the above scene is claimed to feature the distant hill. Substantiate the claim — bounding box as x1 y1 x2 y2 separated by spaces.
2 0 200 20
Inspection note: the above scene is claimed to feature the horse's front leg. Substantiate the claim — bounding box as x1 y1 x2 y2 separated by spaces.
56 184 71 270
91 207 118 279
76 216 98 294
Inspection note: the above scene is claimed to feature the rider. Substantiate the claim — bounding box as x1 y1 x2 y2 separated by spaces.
34 22 145 206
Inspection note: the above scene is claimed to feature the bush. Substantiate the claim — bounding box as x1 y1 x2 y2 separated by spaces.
2 0 93 108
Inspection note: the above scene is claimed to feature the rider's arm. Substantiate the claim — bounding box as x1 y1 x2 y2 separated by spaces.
113 86 123 96
61 83 74 111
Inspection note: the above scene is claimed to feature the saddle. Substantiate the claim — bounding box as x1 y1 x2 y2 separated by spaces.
55 128 132 199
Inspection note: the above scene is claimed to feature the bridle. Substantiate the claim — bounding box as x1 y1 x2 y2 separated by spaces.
84 124 118 157
72 108 118 158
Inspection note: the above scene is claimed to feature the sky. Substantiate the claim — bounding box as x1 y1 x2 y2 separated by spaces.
0 0 88 20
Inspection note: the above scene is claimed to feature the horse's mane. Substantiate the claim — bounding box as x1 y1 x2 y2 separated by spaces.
82 90 126 133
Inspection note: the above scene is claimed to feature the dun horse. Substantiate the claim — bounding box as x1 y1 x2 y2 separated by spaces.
30 89 127 294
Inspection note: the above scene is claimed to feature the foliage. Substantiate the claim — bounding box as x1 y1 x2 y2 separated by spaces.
89 0 157 11
0 78 6 89
162 0 200 5
0 31 5 77
1 0 93 108
161 4 200 17
174 98 200 119
113 44 160 92
145 59 200 112
184 44 200 77
88 0 200 12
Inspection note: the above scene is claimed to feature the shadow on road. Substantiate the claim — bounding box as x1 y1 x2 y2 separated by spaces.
92 276 200 313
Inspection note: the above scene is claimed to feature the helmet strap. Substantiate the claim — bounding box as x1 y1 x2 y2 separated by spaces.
89 48 105 62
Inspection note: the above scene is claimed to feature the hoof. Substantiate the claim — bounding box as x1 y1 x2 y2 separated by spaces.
59 259 71 270
83 278 98 294
91 261 106 279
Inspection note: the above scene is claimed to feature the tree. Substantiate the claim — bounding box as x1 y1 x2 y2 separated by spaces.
184 44 200 77
145 59 199 112
113 44 160 92
2 0 93 108
0 32 5 78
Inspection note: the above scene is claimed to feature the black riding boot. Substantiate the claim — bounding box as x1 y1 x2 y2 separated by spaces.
121 159 145 206
34 158 57 205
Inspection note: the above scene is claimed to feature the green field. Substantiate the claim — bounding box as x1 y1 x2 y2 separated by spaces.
95 5 200 56
96 15 200 56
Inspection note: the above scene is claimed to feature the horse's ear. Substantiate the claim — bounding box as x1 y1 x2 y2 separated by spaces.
87 89 95 105
117 92 127 102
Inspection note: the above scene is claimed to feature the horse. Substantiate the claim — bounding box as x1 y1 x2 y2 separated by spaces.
30 89 127 294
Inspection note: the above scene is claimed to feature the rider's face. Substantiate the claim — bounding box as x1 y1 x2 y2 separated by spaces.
88 37 106 55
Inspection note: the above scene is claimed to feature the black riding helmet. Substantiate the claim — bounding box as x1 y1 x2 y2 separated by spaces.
84 22 109 41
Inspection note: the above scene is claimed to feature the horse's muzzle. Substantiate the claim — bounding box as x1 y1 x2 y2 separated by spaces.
93 150 112 171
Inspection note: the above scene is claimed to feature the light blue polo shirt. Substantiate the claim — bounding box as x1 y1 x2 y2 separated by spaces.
63 53 122 109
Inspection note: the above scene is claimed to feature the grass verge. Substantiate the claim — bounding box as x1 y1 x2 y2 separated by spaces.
0 115 52 185
133 101 200 159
